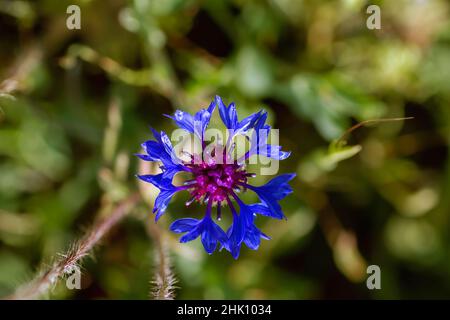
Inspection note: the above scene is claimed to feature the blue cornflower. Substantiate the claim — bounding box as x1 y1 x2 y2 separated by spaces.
137 96 295 259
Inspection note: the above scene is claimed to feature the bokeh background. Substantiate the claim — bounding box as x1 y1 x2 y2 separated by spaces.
0 0 450 299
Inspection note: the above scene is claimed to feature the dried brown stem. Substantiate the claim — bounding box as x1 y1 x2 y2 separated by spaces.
3 193 141 300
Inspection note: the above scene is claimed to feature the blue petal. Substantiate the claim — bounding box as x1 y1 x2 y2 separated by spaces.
216 95 234 129
231 245 240 259
241 203 271 251
230 214 246 247
137 129 184 174
135 153 154 161
242 211 271 250
206 218 229 251
180 227 202 243
243 226 271 250
248 203 282 219
160 167 183 181
137 173 173 190
137 173 182 220
257 145 291 160
254 111 270 131
202 217 228 254
263 174 296 200
216 95 264 137
160 130 182 165
248 193 284 219
246 174 296 219
207 99 216 115
148 128 178 164
261 232 271 241
193 109 212 140
160 131 175 156
150 127 162 141
141 140 164 161
165 110 195 133
172 215 228 255
166 100 216 140
201 227 218 254
227 103 238 129
219 198 275 258
246 114 291 160
243 225 262 250
154 189 178 220
227 213 246 259
170 218 199 233
237 110 262 133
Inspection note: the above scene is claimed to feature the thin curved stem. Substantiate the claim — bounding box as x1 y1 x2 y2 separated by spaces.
335 117 414 147
3 193 141 300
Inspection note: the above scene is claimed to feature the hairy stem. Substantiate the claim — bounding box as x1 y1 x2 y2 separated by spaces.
138 156 178 299
146 220 177 300
3 193 140 300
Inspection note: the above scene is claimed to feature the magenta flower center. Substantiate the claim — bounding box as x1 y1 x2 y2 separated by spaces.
184 157 249 205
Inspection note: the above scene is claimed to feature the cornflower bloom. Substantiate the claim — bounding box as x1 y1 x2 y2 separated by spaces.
137 96 295 259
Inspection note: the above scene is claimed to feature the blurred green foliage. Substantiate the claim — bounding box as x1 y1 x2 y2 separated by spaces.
0 0 450 299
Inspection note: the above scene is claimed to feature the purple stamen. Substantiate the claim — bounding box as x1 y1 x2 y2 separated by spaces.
184 151 248 205
185 195 196 207
216 205 222 221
